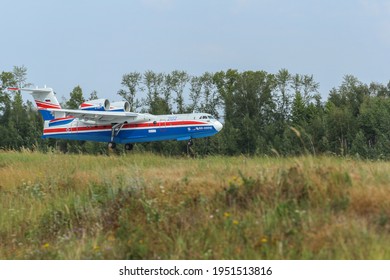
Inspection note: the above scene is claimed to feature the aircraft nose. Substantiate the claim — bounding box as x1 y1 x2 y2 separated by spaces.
214 120 223 132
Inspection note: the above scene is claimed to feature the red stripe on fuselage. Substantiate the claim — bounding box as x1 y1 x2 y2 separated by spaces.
43 120 209 134
122 120 205 129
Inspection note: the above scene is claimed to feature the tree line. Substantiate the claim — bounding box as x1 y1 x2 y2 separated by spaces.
1 66 390 158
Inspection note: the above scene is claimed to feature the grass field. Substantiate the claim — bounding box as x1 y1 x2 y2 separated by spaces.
0 150 389 259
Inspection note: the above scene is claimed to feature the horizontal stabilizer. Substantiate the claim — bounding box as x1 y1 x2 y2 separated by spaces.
8 87 54 93
9 87 61 120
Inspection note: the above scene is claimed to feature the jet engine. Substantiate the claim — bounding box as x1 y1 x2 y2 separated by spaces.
110 101 130 112
79 99 110 111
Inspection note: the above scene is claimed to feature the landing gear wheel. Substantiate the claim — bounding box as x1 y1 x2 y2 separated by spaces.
187 139 194 157
108 142 116 149
125 143 134 151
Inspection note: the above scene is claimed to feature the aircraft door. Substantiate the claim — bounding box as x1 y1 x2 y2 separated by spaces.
71 119 78 133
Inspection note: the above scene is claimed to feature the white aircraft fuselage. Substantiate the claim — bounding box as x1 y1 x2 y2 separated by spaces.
9 87 223 148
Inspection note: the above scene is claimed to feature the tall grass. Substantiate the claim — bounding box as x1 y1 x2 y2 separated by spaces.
0 150 389 259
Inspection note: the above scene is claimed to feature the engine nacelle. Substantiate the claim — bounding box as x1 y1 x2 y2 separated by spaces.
79 99 110 111
110 101 130 112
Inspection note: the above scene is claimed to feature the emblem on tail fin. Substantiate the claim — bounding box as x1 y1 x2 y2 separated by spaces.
8 87 61 120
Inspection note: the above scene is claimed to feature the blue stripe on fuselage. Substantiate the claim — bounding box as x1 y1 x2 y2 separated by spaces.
42 125 218 143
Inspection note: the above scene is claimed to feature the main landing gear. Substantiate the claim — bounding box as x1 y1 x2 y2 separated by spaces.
110 123 125 144
108 122 129 151
187 139 194 157
125 143 134 151
108 142 134 151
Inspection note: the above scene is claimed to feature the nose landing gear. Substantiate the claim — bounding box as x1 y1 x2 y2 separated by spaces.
125 143 134 151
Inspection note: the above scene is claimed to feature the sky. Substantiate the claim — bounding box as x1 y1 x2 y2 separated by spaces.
1 0 389 102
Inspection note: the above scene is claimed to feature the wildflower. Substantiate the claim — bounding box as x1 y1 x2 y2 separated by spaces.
254 236 269 249
233 220 239 225
295 209 306 215
224 212 231 218
231 176 238 182
42 243 50 249
228 175 243 186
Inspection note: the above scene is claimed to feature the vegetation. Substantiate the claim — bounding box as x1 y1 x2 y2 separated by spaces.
0 151 389 259
1 67 390 259
1 66 390 158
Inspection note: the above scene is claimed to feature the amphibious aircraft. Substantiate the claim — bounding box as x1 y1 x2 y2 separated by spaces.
8 87 223 150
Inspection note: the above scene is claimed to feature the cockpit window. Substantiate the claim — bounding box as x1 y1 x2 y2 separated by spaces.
199 115 215 120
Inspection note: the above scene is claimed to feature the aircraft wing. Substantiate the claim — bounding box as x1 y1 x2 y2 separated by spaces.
50 108 150 124
8 86 153 124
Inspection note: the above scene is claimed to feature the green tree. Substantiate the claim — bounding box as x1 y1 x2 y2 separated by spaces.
169 70 189 114
324 100 354 155
213 70 238 123
0 71 16 148
291 92 306 126
8 92 31 148
325 76 370 156
118 72 142 111
13 65 32 88
143 71 167 114
66 85 85 109
351 130 368 157
188 75 203 113
275 68 292 122
198 72 221 117
0 67 42 150
88 90 98 100
0 71 16 119
358 96 390 158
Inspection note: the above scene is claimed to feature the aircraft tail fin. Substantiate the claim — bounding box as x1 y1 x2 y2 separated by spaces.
8 87 61 121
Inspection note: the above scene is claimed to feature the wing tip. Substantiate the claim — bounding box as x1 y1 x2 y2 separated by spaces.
7 87 20 91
